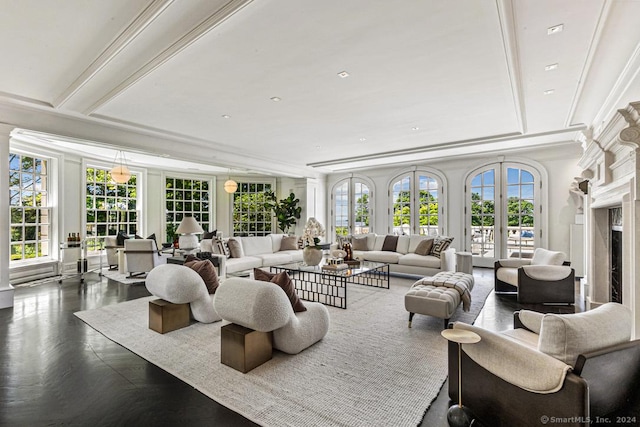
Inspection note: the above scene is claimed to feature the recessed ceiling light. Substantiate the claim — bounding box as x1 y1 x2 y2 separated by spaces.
222 114 230 119
547 24 564 35
315 145 321 149
412 127 419 131
337 71 350 78
545 63 559 71
270 97 281 102
359 137 366 142
544 89 555 95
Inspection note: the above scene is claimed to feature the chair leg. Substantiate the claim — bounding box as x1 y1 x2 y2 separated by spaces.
408 312 415 328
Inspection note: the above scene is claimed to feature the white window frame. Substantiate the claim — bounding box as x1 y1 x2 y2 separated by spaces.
387 167 448 235
230 178 277 237
331 175 375 239
163 172 216 243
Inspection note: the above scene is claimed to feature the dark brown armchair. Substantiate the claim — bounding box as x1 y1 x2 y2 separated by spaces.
495 247 575 304
447 304 640 427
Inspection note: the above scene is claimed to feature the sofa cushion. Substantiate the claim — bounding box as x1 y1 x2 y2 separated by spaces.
269 234 285 252
373 235 386 251
531 248 566 266
225 256 262 274
257 252 295 266
398 253 441 268
280 235 299 251
227 238 244 258
431 236 454 258
254 269 306 312
212 238 230 258
184 256 219 294
240 236 274 256
396 235 410 254
496 267 518 286
414 238 434 256
279 249 303 262
361 250 402 264
200 238 214 253
538 302 632 366
352 235 370 251
382 235 398 251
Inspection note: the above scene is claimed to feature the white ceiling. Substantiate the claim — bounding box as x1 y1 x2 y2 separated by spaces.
2 0 640 177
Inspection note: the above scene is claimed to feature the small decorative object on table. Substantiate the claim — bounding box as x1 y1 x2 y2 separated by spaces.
301 217 325 266
342 242 353 261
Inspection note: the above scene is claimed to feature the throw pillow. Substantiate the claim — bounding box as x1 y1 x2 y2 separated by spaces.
202 229 217 240
184 255 220 294
213 238 231 258
414 238 434 256
280 235 299 251
352 235 369 251
227 238 244 258
146 233 158 250
381 235 398 252
430 236 454 258
253 268 307 312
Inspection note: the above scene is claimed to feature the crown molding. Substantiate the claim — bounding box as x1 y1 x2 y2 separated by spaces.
84 0 254 115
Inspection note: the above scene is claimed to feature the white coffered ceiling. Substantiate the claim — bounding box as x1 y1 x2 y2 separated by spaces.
1 0 640 177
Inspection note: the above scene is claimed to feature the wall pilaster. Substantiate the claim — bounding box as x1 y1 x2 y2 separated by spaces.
0 124 15 309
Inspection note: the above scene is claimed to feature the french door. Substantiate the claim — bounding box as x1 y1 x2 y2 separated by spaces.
332 178 372 240
466 163 540 267
389 171 443 235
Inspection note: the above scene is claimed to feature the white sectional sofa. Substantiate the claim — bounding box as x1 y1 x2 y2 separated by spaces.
201 234 302 278
343 233 456 277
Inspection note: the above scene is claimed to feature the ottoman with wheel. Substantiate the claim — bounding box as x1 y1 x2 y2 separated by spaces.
405 271 474 329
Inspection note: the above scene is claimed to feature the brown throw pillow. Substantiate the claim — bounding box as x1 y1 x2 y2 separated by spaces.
431 236 454 258
414 238 434 256
184 257 219 294
280 235 299 251
382 235 398 252
253 268 307 312
227 238 244 258
352 235 369 251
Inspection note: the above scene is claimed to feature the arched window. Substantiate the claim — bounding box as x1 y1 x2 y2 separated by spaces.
389 169 446 235
331 177 373 240
466 161 543 267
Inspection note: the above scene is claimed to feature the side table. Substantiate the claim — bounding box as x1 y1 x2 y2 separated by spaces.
456 252 473 274
441 328 481 427
167 253 220 274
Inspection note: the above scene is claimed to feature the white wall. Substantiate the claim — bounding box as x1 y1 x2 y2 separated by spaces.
325 144 583 257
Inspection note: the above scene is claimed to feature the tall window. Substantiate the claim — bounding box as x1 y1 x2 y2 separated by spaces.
165 177 211 238
332 178 372 240
390 170 443 235
466 162 540 267
232 182 273 236
85 166 138 251
9 153 51 261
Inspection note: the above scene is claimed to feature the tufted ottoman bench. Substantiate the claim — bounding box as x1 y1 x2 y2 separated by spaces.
404 271 474 329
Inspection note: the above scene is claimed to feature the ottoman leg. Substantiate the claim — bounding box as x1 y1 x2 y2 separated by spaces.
408 312 415 328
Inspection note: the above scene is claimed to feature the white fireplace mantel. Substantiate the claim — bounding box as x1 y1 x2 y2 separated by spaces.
578 101 640 339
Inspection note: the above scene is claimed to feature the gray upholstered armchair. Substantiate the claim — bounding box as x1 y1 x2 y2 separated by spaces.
494 247 575 304
448 303 640 427
124 239 164 278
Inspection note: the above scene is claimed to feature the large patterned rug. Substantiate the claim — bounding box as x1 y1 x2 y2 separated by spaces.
75 274 492 427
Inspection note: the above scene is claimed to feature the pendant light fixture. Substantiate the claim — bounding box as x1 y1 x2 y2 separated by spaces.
224 170 238 193
110 151 131 184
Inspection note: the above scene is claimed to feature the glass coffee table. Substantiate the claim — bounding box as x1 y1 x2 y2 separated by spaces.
270 261 389 309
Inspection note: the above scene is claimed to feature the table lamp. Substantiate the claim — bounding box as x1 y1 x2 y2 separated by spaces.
176 216 204 254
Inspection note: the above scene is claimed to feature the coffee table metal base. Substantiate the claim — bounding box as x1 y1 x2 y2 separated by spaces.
270 263 389 309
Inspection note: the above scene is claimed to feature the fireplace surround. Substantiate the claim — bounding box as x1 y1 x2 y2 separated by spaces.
579 101 640 339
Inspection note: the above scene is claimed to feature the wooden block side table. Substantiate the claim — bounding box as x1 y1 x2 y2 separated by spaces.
221 323 273 373
149 299 190 334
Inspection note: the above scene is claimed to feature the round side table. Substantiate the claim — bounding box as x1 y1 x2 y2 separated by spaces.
441 328 481 427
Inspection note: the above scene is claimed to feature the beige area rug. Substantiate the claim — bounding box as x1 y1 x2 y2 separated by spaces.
75 275 492 427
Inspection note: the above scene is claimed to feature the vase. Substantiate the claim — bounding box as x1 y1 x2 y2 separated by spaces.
303 246 323 266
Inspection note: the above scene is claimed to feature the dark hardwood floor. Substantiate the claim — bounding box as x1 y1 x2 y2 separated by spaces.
0 268 580 426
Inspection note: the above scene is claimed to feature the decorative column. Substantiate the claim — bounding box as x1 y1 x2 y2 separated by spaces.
0 123 15 309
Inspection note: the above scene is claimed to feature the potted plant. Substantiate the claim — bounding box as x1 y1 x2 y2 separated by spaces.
264 191 302 234
165 222 177 248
